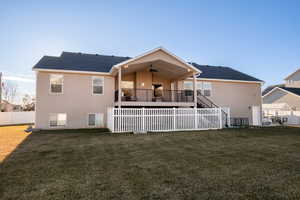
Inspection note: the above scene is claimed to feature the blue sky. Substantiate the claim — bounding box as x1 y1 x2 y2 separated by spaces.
1 0 300 103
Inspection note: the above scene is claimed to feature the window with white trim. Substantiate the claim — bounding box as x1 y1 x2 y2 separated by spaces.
183 81 193 96
202 82 212 97
197 82 212 97
50 74 63 94
49 113 67 127
92 76 104 95
88 113 103 127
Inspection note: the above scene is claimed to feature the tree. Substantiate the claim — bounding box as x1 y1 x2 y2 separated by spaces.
22 94 35 111
2 81 18 103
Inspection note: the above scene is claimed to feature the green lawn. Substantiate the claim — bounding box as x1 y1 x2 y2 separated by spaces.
1 127 300 200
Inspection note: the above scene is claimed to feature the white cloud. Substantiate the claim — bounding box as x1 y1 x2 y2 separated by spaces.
2 75 35 83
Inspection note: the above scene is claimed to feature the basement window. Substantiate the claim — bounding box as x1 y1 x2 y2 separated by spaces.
49 113 67 127
88 113 103 127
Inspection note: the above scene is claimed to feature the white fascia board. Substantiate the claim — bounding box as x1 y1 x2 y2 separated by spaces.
263 87 300 99
33 68 111 75
187 77 264 84
109 46 201 74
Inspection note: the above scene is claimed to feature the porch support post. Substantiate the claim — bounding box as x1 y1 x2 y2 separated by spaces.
118 66 122 108
193 73 197 108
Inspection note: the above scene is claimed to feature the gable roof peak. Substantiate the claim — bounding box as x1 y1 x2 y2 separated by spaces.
284 68 300 80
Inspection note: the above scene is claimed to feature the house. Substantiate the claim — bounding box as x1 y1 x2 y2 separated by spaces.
262 69 300 125
263 69 300 111
0 100 22 112
33 47 263 130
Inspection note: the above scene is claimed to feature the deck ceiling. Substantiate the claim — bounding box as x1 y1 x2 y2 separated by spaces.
121 60 193 80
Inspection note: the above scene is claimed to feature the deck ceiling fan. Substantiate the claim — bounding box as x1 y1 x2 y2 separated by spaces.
149 64 158 72
149 64 158 86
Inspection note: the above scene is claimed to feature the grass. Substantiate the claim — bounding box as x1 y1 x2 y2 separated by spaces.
0 126 300 200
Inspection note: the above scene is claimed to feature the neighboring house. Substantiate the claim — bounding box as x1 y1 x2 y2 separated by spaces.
262 84 284 96
0 100 22 112
262 69 300 125
33 47 263 130
263 69 300 111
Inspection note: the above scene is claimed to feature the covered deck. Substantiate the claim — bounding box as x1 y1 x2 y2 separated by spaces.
111 48 201 107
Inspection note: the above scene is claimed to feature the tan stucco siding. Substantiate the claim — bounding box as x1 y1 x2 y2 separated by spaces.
35 72 114 129
207 81 262 125
129 49 186 69
118 70 172 90
180 80 262 124
263 89 300 110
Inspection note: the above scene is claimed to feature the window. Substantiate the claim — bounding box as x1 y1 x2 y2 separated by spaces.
183 81 193 90
88 113 103 127
196 82 212 97
183 81 193 96
202 82 212 97
49 113 67 127
92 76 104 95
121 81 134 97
50 74 63 94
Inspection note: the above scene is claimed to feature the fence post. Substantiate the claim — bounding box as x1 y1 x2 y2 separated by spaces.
111 107 115 133
194 107 198 130
219 108 222 129
142 107 145 132
227 108 231 127
173 107 176 131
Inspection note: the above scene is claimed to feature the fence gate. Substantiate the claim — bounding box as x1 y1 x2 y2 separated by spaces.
107 107 229 133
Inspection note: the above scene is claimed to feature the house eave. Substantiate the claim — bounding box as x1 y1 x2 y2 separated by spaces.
109 47 202 74
32 68 111 75
187 77 264 84
262 87 300 99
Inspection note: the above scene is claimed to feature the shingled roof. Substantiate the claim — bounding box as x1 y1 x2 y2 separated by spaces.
262 84 284 96
33 51 263 82
34 52 131 73
279 87 300 96
190 63 262 82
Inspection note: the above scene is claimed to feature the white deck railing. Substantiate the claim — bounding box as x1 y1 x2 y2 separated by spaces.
107 107 230 133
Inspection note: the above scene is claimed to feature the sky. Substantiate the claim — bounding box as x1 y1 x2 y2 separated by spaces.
1 0 300 103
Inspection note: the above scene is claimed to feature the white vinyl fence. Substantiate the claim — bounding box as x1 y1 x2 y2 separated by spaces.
107 107 230 133
263 109 300 125
0 112 35 126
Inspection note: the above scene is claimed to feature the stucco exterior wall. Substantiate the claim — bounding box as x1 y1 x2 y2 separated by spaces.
180 80 262 125
36 70 262 129
263 89 300 110
117 70 172 90
35 72 114 129
207 81 262 125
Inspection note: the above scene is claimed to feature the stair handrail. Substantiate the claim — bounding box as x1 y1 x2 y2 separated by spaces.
196 90 229 127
